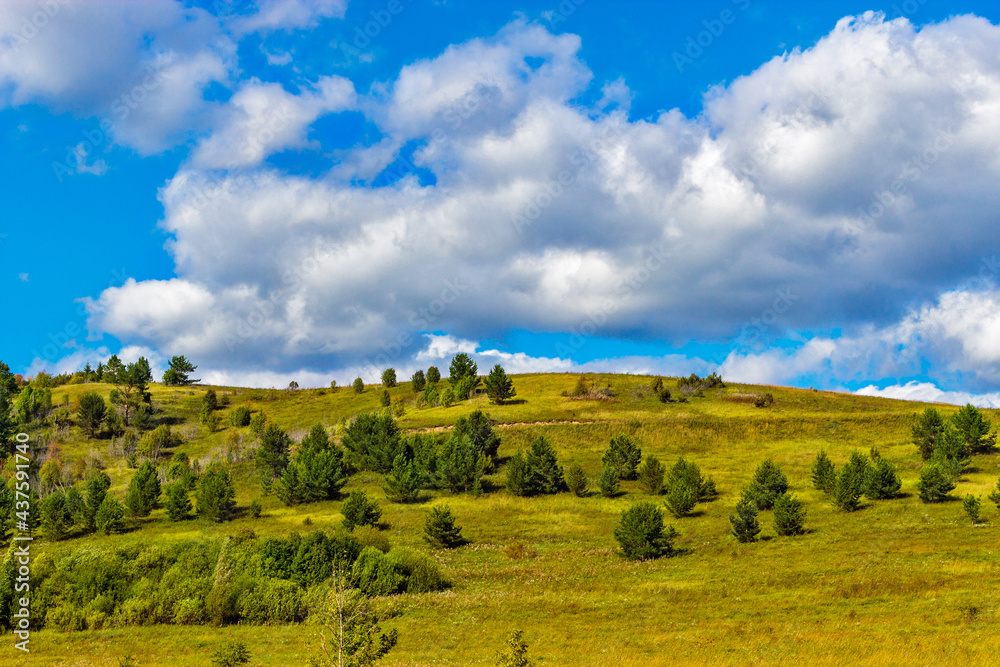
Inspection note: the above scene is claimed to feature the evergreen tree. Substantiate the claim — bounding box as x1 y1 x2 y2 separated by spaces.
663 478 698 518
197 463 237 521
83 470 112 532
166 481 193 521
453 410 501 464
426 366 441 384
917 463 955 503
276 461 304 506
988 476 1000 511
912 407 945 460
124 461 161 518
424 505 465 548
832 452 870 512
380 389 391 407
383 454 421 503
77 391 107 438
411 370 426 392
64 486 85 529
448 353 478 386
566 462 589 497
866 457 902 499
729 495 761 543
341 491 382 530
296 445 347 503
745 459 789 510
381 368 397 388
614 501 677 560
352 377 364 394
962 494 982 524
772 492 806 536
95 496 128 534
665 457 717 502
495 630 535 667
598 465 620 498
41 491 72 541
256 423 291 479
202 389 218 412
342 412 402 473
810 450 836 493
950 403 996 454
483 364 516 404
931 424 971 480
437 434 485 494
162 355 199 386
105 356 153 426
602 434 642 481
637 455 666 494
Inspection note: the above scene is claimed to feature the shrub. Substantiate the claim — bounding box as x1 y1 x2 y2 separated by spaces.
866 457 902 499
353 525 391 553
248 498 262 518
211 641 251 667
437 434 485 495
352 377 364 394
963 494 982 524
42 491 71 541
248 411 268 438
566 463 589 497
411 370 426 392
988 477 1000 511
773 492 806 536
598 465 620 498
95 497 128 535
385 548 449 593
810 450 836 493
663 478 698 518
352 547 405 597
753 392 774 408
238 578 304 623
666 457 716 502
639 456 667 495
341 491 382 531
602 434 642 480
495 629 536 667
229 405 251 427
614 501 678 560
918 464 955 503
424 505 464 549
380 389 391 407
745 459 788 510
729 495 761 543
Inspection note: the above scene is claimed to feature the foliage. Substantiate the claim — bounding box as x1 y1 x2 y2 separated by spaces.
950 403 996 454
744 459 788 510
342 413 402 473
602 434 642 480
566 462 589 497
448 353 479 386
308 569 398 667
866 457 902 499
663 477 698 518
84 470 112 532
105 355 153 426
495 630 535 667
410 370 426 392
426 366 440 384
381 368 397 388
437 434 485 494
42 491 72 541
212 641 251 667
256 423 292 480
166 481 193 521
95 497 128 535
163 356 199 386
197 463 237 521
988 477 1000 511
424 505 465 549
810 450 836 493
342 491 382 531
912 407 945 460
665 457 717 502
352 547 405 597
380 390 391 408
598 465 620 498
917 464 955 503
484 364 516 404
77 391 107 438
614 501 677 560
832 451 870 512
453 410 501 464
384 548 449 593
962 494 982 524
729 495 761 543
505 435 566 496
124 461 161 518
352 377 364 394
229 405 251 427
773 492 806 536
383 454 422 503
753 392 775 408
931 425 971 480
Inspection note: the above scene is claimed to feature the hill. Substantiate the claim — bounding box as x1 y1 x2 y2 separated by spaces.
8 373 1000 666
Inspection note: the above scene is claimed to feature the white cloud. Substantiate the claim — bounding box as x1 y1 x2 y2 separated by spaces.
230 0 347 35
855 382 1000 408
72 143 108 176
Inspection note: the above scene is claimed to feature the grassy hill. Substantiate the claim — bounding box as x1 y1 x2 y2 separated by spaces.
14 374 1000 666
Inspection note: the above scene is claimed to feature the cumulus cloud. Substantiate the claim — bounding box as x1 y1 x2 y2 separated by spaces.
855 382 1000 408
67 13 1000 395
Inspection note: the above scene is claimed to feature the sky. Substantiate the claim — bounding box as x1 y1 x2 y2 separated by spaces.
2 0 1000 406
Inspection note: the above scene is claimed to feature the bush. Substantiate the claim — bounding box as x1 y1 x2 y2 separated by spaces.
614 502 678 560
248 411 268 438
988 477 1000 511
729 495 761 543
598 465 620 498
212 641 251 667
963 494 982 524
229 405 251 427
666 457 716 502
424 505 464 549
918 464 955 503
237 578 304 624
602 434 642 481
495 629 536 667
342 412 402 473
773 492 806 536
753 392 774 408
745 459 788 510
663 478 698 518
353 525 391 553
342 491 382 530
380 389 391 407
248 498 262 518
810 450 836 493
352 377 364 394
566 463 589 497
639 456 667 496
95 497 128 535
866 457 902 499
352 547 405 597
411 370 426 392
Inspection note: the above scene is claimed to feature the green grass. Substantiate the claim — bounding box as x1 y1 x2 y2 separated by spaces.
14 375 1000 666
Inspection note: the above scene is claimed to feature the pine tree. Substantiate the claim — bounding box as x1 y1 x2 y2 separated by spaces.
614 501 677 560
83 470 112 532
256 423 291 479
598 465 620 498
663 479 698 518
911 407 944 460
383 454 421 503
495 630 535 667
950 403 996 454
197 463 237 521
665 457 716 502
917 463 955 503
380 389 391 407
76 391 107 438
426 366 440 384
988 476 1000 511
484 364 516 404
411 370 426 392
810 450 836 493
163 355 199 386
341 491 382 530
602 434 642 480
866 457 902 499
352 377 364 394
41 491 72 541
424 505 464 548
124 461 161 518
453 410 502 464
772 492 806 536
745 459 788 510
166 481 193 521
95 497 128 534
381 368 397 388
962 494 982 524
637 456 665 494
437 434 485 495
729 495 761 543
566 463 589 497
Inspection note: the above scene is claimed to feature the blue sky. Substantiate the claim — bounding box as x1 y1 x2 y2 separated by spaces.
2 0 1000 406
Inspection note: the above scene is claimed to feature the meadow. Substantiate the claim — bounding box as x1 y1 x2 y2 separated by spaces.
11 373 1000 666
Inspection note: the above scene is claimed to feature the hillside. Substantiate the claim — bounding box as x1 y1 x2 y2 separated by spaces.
10 373 1000 666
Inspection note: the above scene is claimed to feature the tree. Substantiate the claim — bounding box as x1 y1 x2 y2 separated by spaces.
773 492 806 536
0 365 16 456
95 496 128 534
163 355 199 386
917 464 955 503
810 450 836 493
424 505 465 549
912 407 945 460
410 370 426 392
437 434 485 494
230 405 251 427
197 463 237 521
308 567 398 667
505 436 566 496
598 465 620 498
495 630 535 667
866 457 902 499
381 368 397 388
665 457 716 502
342 413 402 473
203 389 218 412
212 641 251 667
962 494 982 524
832 452 870 512
951 403 996 454
931 424 971 480
166 481 193 521
729 495 761 543
83 470 112 532
603 435 642 481
426 366 440 384
42 491 72 541
342 491 382 530
77 391 107 438
256 423 291 479
745 459 789 510
483 364 516 404
453 410 502 464
124 461 161 518
352 377 364 395
380 390 391 408
448 353 478 386
614 502 677 560
383 454 421 503
988 476 1000 511
106 355 153 426
663 478 698 518
566 463 589 497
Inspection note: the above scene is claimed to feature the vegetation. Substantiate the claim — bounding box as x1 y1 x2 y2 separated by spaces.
601 434 642 480
614 501 678 560
484 364 516 404
772 492 806 536
424 505 464 549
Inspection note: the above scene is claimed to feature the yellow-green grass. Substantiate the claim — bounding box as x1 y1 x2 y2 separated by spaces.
13 375 1000 666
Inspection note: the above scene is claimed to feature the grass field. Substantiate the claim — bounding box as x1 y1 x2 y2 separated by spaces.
10 374 1000 666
